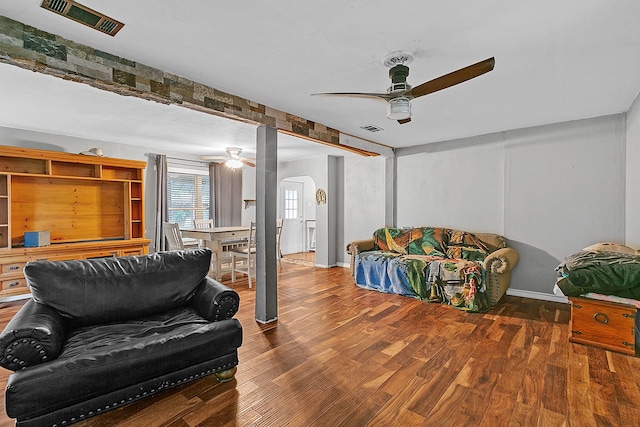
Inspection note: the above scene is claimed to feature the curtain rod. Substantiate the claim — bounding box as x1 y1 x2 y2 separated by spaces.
146 153 209 162
166 156 209 164
146 153 211 166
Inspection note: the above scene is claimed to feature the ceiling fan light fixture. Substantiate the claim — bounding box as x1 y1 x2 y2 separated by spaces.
225 158 243 169
386 97 411 120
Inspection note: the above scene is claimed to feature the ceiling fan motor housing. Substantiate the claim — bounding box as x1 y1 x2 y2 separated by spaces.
388 64 411 94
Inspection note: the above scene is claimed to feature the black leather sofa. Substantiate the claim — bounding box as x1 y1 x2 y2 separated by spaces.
0 248 243 427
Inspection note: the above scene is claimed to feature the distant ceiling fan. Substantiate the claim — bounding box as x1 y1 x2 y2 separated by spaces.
200 147 256 169
312 53 495 124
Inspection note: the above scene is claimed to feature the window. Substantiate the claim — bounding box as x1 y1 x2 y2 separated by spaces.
167 171 210 227
284 188 298 219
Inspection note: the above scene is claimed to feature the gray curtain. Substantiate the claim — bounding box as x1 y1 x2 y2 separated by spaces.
210 163 242 226
154 154 168 251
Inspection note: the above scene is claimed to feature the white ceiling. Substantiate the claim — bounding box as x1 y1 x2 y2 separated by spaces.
1 1 640 160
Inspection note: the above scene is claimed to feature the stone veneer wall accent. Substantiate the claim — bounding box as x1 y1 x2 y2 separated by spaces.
0 15 376 156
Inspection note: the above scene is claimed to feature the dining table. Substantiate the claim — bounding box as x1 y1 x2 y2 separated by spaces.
180 226 250 279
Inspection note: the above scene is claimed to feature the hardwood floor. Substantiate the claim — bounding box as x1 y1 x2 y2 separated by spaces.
2 264 640 426
283 251 316 263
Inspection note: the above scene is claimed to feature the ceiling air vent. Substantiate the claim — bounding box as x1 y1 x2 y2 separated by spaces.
360 124 384 133
40 0 124 36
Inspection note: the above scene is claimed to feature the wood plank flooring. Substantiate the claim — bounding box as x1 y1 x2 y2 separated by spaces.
1 263 640 426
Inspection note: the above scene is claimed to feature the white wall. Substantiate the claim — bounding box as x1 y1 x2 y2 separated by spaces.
300 176 317 221
626 91 640 246
396 134 505 232
505 115 625 294
395 114 626 296
241 166 256 226
342 155 387 264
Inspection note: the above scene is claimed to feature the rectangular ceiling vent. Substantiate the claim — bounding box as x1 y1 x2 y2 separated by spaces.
40 0 124 36
360 124 384 133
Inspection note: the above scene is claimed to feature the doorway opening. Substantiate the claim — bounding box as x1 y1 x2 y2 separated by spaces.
278 176 316 265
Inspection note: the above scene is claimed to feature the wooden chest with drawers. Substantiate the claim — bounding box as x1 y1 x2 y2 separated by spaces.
0 240 150 301
569 296 639 355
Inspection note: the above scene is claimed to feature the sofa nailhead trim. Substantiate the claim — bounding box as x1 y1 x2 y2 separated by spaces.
49 362 238 426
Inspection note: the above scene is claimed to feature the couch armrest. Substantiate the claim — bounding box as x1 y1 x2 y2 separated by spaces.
192 277 240 321
346 239 375 255
483 247 519 274
346 238 376 276
482 247 519 307
0 299 66 371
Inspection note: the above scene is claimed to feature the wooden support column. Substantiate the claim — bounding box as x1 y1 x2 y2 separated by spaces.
255 125 278 323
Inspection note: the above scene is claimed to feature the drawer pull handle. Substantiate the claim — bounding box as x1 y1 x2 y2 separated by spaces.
8 281 19 287
593 312 609 324
9 266 19 271
571 330 582 335
623 341 634 348
623 313 635 318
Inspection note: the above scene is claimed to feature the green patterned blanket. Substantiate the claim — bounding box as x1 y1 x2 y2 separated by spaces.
354 227 491 312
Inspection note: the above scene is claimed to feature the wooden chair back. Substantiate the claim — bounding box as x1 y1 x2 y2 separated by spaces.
194 219 214 229
163 222 185 251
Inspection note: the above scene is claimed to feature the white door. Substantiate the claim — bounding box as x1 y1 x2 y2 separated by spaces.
279 181 304 255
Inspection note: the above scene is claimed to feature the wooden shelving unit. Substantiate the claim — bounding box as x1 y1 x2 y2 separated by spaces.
0 146 151 301
0 174 8 249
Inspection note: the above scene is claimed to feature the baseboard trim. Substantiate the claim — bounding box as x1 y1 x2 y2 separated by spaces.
506 288 569 304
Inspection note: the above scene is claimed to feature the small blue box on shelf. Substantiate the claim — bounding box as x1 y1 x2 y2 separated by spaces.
24 231 50 247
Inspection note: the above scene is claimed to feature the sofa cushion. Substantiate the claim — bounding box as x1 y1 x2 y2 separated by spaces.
373 227 447 256
24 249 212 326
445 229 490 261
446 246 488 261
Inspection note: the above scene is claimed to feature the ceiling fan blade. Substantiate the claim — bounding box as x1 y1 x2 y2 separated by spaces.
397 117 411 125
311 92 393 101
241 159 256 167
408 57 495 99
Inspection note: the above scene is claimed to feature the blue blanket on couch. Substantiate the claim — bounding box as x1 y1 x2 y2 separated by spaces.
354 251 489 312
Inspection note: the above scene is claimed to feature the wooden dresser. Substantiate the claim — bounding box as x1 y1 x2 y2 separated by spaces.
569 296 639 355
0 146 151 301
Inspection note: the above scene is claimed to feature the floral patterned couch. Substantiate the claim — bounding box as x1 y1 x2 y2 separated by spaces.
346 227 519 312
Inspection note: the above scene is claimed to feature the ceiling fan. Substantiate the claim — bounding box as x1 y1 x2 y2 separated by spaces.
200 147 256 168
312 53 495 124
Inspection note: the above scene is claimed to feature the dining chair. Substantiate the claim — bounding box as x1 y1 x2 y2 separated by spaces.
194 219 214 229
192 218 214 250
231 221 257 287
163 222 199 251
195 218 252 279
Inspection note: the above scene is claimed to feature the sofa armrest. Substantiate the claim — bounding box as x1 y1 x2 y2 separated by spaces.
482 247 519 307
346 238 375 276
0 299 66 371
192 277 240 321
483 247 519 274
347 239 375 255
